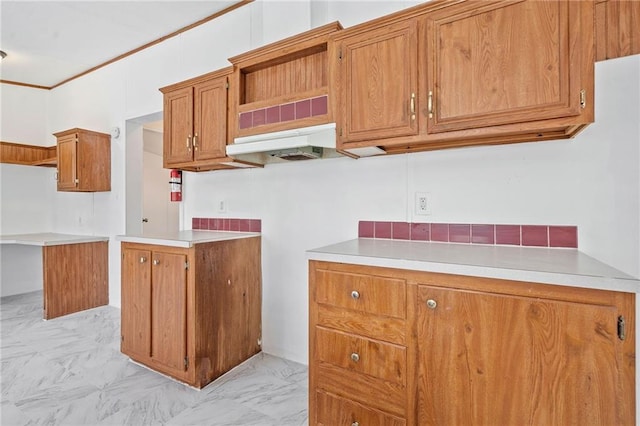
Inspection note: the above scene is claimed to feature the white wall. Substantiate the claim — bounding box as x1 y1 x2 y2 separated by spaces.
0 1 638 368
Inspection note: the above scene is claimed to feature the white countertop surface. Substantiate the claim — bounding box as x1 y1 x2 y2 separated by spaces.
117 230 261 248
0 233 109 246
307 238 640 293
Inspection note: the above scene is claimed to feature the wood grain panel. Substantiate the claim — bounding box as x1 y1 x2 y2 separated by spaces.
0 142 55 166
75 129 111 191
42 242 108 319
316 304 406 345
121 248 152 360
315 269 406 319
56 134 77 190
316 390 406 426
163 86 194 166
150 251 188 375
194 76 228 161
316 326 406 385
193 237 262 387
596 0 640 61
316 362 406 417
416 284 625 425
244 49 327 104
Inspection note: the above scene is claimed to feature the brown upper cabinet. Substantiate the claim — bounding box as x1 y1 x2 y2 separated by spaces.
160 67 258 172
596 0 640 61
331 0 595 156
54 128 111 192
228 22 343 141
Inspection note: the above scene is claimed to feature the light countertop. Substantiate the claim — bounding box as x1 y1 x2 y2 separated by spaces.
0 233 109 246
307 238 640 294
117 230 260 248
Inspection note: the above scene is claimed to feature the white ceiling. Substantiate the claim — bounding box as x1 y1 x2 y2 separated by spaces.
0 1 241 88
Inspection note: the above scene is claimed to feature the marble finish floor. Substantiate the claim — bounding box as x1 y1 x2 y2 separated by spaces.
1 291 308 425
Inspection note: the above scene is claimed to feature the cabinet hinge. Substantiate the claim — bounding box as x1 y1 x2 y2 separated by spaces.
339 128 343 137
617 315 626 340
580 89 586 109
225 81 229 90
184 356 189 369
185 261 189 270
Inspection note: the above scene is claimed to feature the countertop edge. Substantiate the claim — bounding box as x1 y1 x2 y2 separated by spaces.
117 231 261 248
306 251 640 294
0 233 110 247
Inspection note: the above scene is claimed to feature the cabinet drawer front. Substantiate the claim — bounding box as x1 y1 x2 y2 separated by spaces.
317 304 406 345
315 326 406 385
316 269 406 319
316 390 406 426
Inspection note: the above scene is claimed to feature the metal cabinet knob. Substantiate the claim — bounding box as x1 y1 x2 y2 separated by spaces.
139 257 147 263
351 290 360 300
350 352 360 362
352 422 360 426
426 299 437 309
152 259 160 266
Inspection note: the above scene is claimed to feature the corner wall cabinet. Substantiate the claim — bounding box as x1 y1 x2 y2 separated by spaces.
309 261 635 425
160 67 258 172
330 0 595 156
54 128 111 192
120 237 262 388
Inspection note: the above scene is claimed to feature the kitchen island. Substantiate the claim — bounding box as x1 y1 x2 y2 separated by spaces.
116 230 262 389
0 233 109 319
307 238 638 425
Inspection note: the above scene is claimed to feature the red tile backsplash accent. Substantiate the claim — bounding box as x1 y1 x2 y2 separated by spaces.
431 224 449 242
449 224 470 243
392 222 410 240
549 226 578 248
521 225 548 247
192 217 262 233
238 96 328 130
359 221 577 248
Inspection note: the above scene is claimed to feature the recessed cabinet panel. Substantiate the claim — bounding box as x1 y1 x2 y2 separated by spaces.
336 19 418 144
416 284 627 425
56 134 77 190
151 251 188 376
194 78 228 161
426 1 581 133
121 248 152 360
164 87 194 165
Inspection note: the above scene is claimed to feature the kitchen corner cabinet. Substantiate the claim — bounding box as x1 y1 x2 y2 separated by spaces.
332 0 595 155
309 261 635 425
160 67 255 172
120 237 262 388
54 128 111 192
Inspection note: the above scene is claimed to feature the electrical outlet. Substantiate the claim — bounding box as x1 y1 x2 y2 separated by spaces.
217 200 227 213
415 192 431 215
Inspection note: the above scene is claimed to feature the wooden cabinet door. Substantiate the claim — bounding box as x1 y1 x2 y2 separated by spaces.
121 247 152 360
425 1 589 133
163 86 194 166
193 77 228 161
150 251 188 377
57 133 77 190
336 19 418 144
416 284 625 425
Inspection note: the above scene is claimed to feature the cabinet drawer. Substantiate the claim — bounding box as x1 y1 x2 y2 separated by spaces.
316 390 406 426
317 304 406 345
315 269 406 319
315 326 406 385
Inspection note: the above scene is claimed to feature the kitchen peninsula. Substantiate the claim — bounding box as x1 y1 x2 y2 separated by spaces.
0 233 109 319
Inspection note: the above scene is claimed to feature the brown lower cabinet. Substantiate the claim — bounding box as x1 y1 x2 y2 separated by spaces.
43 241 109 319
309 261 636 425
121 237 261 388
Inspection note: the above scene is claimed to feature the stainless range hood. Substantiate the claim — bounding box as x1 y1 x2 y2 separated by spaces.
225 123 342 165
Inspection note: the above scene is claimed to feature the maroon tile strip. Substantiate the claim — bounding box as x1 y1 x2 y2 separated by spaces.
238 95 328 130
358 221 578 248
192 217 261 233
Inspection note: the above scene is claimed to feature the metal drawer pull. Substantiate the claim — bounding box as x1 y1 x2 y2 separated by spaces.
351 290 360 300
152 259 160 266
139 257 147 263
426 299 437 309
350 352 360 362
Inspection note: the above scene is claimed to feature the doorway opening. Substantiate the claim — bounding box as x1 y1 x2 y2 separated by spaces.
125 112 180 235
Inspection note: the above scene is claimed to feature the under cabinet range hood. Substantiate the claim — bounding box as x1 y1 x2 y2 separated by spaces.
225 123 342 165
